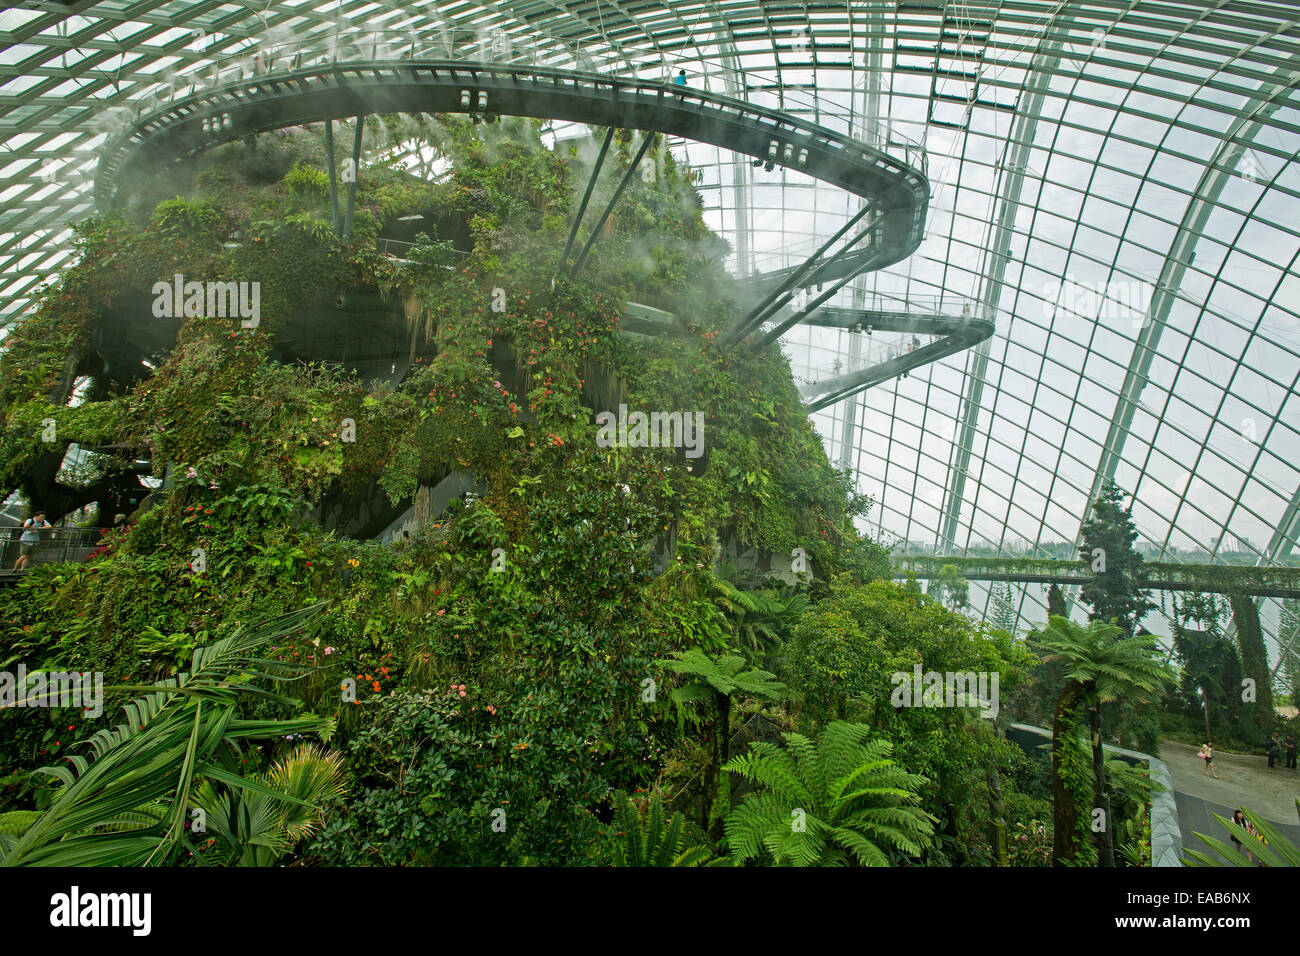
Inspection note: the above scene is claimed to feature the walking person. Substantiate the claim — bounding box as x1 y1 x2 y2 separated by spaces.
673 68 687 87
1286 735 1296 770
1198 742 1219 778
11 510 51 571
1266 734 1277 768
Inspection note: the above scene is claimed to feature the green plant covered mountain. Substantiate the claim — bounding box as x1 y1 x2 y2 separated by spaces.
0 115 1141 868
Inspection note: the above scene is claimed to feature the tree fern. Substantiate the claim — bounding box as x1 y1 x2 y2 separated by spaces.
1035 615 1172 866
705 579 806 659
665 649 786 704
666 648 786 838
0 810 42 836
723 721 935 866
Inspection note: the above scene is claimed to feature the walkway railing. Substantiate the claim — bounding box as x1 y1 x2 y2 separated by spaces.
0 526 112 573
107 35 926 178
796 304 995 410
95 59 929 244
892 555 1300 598
374 237 471 261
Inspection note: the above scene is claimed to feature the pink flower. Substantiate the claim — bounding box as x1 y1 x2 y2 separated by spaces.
458 690 466 698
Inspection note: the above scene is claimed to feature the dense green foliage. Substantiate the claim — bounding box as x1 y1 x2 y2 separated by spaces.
1078 482 1154 636
0 117 1179 868
1035 616 1173 866
1227 590 1273 735
722 721 935 866
599 790 719 866
0 606 337 866
1165 593 1256 749
788 577 1034 862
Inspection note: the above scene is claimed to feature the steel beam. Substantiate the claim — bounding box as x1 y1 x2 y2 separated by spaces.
725 202 875 344
341 113 365 245
557 126 615 278
1079 70 1296 550
324 118 340 235
937 12 1080 557
567 131 657 278
801 316 995 411
751 228 884 350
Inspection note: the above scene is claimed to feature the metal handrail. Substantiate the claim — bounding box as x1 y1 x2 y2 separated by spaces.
96 59 932 253
375 237 471 260
0 526 114 569
103 53 926 187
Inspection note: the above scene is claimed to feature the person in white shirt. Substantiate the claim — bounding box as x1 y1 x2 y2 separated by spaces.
13 510 51 571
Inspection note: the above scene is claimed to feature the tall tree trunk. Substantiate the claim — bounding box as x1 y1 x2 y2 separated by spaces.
1089 701 1115 867
700 716 716 833
709 690 731 841
986 715 1008 865
1052 680 1088 865
987 767 1008 865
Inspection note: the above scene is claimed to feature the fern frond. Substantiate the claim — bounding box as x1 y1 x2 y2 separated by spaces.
721 721 934 867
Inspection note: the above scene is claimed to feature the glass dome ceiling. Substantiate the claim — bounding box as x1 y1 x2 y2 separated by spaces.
2 0 1299 641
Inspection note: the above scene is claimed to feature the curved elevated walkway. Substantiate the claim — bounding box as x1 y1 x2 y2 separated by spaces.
617 298 990 404
95 60 928 274
0 527 109 588
754 247 886 293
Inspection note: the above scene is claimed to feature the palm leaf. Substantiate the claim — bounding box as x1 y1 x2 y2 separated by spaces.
1182 802 1300 867
1 604 335 868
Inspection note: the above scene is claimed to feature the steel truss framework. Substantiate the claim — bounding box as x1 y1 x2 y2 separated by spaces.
2 1 1299 654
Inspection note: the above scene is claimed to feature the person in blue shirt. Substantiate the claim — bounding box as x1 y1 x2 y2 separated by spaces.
673 69 687 87
13 510 51 571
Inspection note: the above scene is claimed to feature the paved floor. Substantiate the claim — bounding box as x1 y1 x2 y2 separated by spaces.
1161 740 1300 859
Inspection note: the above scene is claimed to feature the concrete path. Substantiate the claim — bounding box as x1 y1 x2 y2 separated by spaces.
1161 740 1300 858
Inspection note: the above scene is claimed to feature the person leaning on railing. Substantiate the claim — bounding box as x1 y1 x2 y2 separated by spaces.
12 510 52 572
